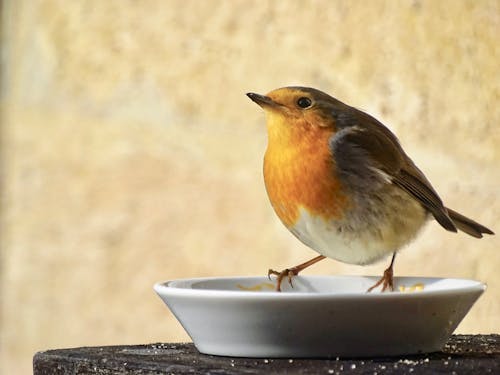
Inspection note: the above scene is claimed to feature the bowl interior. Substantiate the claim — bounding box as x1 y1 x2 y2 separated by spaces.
161 275 485 295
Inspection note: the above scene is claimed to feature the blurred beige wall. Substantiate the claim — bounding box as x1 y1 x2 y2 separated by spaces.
1 0 499 373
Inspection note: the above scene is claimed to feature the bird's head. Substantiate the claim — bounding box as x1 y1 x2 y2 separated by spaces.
247 87 348 142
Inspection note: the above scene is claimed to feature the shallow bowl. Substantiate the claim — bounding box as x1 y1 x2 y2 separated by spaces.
154 275 485 357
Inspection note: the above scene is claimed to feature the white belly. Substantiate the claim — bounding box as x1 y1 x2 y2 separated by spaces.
289 189 428 265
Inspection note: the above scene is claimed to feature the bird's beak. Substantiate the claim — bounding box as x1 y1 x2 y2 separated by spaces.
246 92 279 108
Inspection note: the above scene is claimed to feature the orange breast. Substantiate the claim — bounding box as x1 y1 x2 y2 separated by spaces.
263 121 348 228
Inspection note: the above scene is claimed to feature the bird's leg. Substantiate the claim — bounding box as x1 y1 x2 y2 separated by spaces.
367 252 396 292
268 255 326 292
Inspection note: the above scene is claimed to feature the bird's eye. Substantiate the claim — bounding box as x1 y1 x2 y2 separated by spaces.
297 97 312 108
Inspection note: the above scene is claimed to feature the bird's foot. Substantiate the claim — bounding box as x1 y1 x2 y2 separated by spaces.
268 268 300 292
267 255 327 292
367 266 394 292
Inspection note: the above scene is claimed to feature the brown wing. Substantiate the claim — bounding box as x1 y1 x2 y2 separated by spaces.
330 108 457 232
392 167 457 232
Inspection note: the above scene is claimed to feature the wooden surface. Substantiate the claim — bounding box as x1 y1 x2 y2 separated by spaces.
33 334 499 374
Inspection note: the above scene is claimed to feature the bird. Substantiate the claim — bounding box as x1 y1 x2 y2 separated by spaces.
247 86 493 292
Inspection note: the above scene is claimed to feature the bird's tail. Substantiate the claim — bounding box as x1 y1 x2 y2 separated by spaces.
446 207 494 238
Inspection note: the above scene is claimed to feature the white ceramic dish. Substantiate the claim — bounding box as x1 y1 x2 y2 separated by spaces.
154 275 485 358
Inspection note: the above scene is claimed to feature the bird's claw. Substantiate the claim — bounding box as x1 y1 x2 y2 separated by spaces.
268 268 297 292
367 266 394 292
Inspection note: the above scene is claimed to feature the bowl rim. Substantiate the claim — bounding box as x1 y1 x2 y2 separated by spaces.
153 275 486 300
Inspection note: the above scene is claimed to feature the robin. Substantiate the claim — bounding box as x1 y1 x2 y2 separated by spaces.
247 86 494 292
